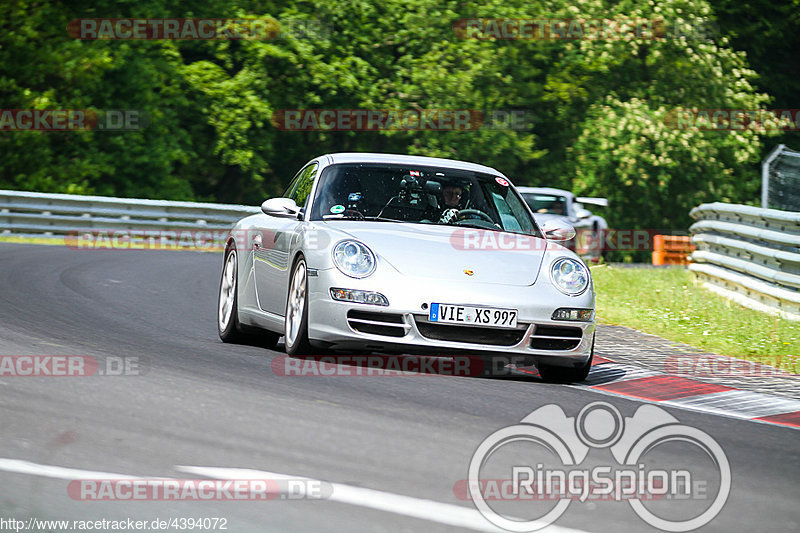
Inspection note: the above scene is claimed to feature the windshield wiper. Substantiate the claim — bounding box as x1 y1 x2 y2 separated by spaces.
322 214 402 223
363 216 403 222
447 221 504 231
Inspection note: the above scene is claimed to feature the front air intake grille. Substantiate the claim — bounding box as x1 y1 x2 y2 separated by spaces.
416 320 527 346
529 324 583 350
347 310 407 338
533 325 582 338
529 338 581 350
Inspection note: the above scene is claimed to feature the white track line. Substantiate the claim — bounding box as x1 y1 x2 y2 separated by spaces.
0 458 139 480
0 458 591 533
177 465 591 533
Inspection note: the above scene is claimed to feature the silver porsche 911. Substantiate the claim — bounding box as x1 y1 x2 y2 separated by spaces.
217 153 596 382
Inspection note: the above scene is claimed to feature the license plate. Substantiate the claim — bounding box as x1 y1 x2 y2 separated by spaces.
429 303 518 328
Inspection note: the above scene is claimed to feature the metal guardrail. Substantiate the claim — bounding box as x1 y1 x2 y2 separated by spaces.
4 191 799 321
689 202 800 321
0 189 260 247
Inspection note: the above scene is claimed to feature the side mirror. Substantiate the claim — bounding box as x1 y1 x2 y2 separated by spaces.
541 219 576 241
575 208 592 220
261 197 300 217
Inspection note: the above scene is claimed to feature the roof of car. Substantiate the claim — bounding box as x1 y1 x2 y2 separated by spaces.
322 153 504 176
515 186 574 198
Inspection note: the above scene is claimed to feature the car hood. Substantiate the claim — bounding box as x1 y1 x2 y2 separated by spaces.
322 221 546 286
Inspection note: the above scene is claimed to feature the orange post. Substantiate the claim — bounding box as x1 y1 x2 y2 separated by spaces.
652 235 665 265
652 235 694 265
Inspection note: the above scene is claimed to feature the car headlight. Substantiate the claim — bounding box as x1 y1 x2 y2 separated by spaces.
332 240 376 278
550 257 590 296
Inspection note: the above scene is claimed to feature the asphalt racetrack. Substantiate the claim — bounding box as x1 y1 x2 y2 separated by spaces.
0 242 797 532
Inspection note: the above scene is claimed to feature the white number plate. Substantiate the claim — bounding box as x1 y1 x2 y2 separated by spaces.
429 303 518 328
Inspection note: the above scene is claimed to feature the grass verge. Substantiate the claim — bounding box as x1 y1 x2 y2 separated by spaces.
0 235 220 251
0 235 66 246
591 264 800 373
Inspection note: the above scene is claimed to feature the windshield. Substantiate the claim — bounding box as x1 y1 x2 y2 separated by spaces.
522 193 568 216
309 163 541 236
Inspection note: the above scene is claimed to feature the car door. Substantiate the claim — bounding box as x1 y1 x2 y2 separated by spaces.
254 162 318 316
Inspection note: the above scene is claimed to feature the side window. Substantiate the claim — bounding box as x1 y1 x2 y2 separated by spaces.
490 189 537 235
283 163 318 208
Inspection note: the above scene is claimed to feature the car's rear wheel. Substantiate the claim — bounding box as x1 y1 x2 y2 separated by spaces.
218 247 279 348
537 334 594 383
285 256 313 355
218 248 245 342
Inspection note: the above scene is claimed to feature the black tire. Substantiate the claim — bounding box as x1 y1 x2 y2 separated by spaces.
537 334 594 383
284 256 313 356
218 248 246 342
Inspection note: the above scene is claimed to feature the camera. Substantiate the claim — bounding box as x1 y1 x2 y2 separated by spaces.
399 174 441 206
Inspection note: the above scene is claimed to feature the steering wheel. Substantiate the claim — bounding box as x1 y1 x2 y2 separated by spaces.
456 209 494 223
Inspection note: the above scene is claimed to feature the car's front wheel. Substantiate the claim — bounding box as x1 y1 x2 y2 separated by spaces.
284 256 313 355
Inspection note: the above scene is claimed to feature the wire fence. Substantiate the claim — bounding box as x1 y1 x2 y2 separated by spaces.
762 144 800 212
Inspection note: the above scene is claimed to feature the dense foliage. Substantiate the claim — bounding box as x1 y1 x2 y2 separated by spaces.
1 0 795 232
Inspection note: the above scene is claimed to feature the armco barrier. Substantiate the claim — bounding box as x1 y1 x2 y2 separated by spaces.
689 202 800 320
0 189 260 245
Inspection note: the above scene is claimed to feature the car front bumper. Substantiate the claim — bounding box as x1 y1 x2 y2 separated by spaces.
306 266 595 369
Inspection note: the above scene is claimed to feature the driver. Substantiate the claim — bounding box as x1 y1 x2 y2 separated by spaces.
438 183 464 223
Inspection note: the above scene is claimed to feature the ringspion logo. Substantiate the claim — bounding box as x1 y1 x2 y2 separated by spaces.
466 402 730 531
